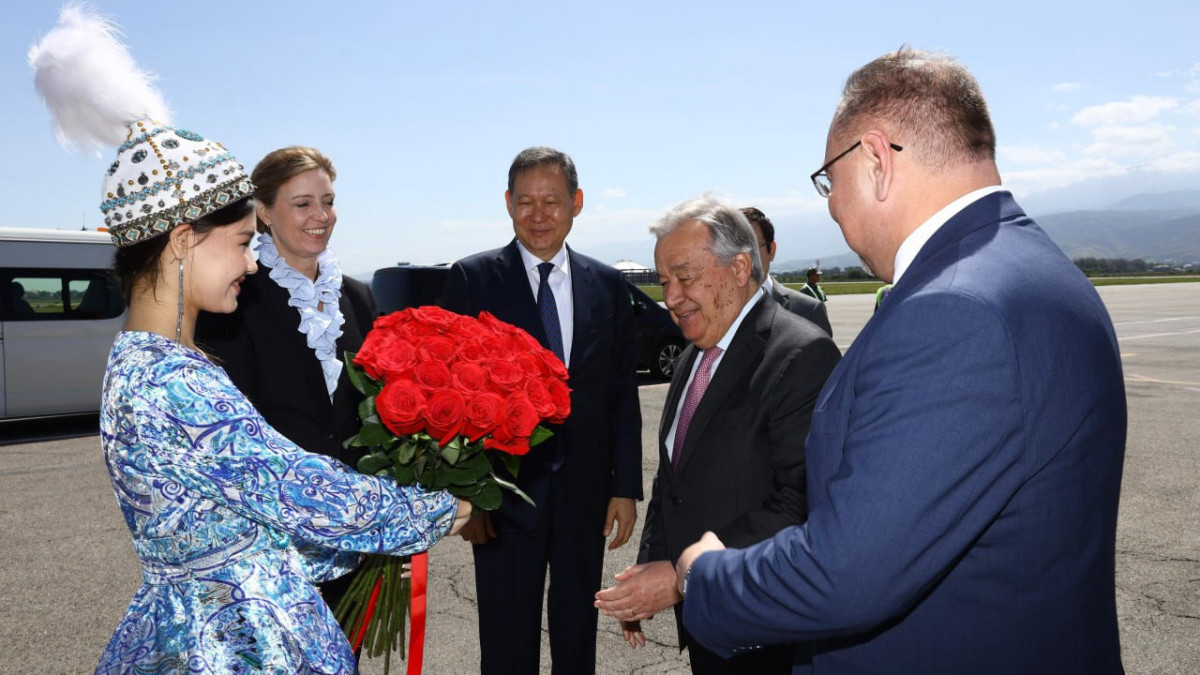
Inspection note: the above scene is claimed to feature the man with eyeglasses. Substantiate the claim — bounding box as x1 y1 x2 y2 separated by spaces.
675 48 1127 675
740 207 832 336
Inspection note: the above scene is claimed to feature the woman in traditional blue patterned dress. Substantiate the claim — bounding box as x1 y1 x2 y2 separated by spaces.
29 7 469 673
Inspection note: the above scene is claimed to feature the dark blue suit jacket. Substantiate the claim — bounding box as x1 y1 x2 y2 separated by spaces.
441 240 643 530
683 191 1127 674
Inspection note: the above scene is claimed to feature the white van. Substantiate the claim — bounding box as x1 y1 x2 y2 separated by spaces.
0 228 124 420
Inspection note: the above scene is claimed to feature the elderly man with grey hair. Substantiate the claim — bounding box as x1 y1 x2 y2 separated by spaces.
595 195 840 675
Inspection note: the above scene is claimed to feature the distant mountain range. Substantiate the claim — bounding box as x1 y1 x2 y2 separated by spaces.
775 189 1200 271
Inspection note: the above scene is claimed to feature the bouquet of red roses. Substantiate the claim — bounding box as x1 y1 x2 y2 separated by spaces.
334 305 570 673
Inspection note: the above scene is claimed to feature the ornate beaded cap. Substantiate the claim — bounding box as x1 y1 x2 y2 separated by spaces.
100 119 253 247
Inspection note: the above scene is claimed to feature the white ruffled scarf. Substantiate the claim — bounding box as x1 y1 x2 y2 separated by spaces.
255 233 345 400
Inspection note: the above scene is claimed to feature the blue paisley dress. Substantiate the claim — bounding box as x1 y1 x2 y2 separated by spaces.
96 331 457 674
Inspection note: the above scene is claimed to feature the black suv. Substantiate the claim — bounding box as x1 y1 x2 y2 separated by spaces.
370 264 686 380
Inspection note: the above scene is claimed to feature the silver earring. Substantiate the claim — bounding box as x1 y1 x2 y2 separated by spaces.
175 257 184 343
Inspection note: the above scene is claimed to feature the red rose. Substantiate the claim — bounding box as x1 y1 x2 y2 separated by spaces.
410 306 460 333
413 361 452 393
523 378 557 419
499 391 541 440
456 338 490 364
424 389 466 446
479 334 510 359
375 380 427 437
512 353 541 379
462 392 504 441
419 335 457 364
451 361 490 394
486 359 525 393
537 349 568 381
545 378 571 424
357 335 419 381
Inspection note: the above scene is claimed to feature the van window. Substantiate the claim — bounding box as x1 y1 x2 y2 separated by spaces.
2 269 124 321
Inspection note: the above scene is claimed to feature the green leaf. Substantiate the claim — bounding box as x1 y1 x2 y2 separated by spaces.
472 482 503 510
358 453 392 475
356 422 392 447
396 439 418 464
357 396 376 425
490 472 535 506
440 442 462 465
343 351 382 396
499 453 521 478
529 425 554 447
390 463 416 484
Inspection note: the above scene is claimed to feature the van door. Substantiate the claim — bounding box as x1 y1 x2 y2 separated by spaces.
1 269 124 418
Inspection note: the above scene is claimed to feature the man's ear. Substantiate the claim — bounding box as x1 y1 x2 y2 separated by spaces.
571 189 584 218
862 131 897 202
505 190 514 219
731 251 753 287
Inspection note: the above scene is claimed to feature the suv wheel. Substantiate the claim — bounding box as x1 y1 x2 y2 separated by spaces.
651 339 684 380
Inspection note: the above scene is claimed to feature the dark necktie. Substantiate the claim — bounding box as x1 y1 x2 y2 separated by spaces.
537 262 565 363
671 346 722 468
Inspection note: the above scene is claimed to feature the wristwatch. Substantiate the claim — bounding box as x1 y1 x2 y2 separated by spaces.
680 563 694 598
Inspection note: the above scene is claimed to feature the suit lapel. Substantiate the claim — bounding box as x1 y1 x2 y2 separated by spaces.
566 244 596 374
673 295 772 473
495 240 544 339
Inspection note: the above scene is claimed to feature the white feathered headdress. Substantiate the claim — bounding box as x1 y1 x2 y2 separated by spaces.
29 3 171 155
28 3 252 247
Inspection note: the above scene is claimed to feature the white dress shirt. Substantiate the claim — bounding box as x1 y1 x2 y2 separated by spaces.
516 241 574 368
892 186 1008 284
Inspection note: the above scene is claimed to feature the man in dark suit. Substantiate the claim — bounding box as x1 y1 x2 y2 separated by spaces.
676 48 1127 674
441 146 643 675
740 206 832 336
594 196 840 674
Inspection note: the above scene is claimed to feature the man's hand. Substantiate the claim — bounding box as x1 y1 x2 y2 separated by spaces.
675 531 726 595
456 509 495 545
603 497 637 550
448 499 474 537
594 560 680 621
620 620 646 649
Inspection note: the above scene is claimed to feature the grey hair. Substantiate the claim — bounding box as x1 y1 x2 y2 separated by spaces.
507 146 579 195
650 194 763 283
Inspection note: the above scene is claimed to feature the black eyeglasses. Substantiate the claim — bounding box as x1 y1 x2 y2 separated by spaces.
810 141 903 198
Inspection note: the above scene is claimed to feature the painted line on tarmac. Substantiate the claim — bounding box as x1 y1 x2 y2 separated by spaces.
1112 317 1199 327
1126 373 1200 390
1118 328 1200 341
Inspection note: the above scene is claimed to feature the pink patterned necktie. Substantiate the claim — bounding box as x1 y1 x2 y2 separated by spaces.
672 347 722 468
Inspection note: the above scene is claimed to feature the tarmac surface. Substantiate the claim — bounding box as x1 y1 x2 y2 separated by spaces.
0 282 1196 674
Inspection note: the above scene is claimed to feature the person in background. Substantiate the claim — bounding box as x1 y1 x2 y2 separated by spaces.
30 7 468 673
741 206 832 335
675 47 1126 674
195 146 377 617
874 283 893 312
799 266 827 302
595 196 840 674
442 146 642 674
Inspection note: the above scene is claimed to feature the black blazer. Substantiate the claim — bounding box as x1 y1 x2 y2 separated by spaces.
638 294 840 639
441 240 643 531
770 276 832 336
195 266 377 467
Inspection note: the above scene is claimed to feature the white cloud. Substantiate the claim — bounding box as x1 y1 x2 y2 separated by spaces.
1002 157 1128 197
1083 125 1176 158
1182 100 1200 118
999 145 1067 164
1053 82 1083 92
602 187 628 199
1071 96 1178 127
1188 63 1200 94
1144 151 1200 172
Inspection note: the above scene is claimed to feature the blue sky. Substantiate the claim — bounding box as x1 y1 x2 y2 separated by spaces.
4 1 1198 274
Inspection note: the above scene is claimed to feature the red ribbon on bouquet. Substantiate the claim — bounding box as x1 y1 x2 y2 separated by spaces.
406 552 428 675
349 553 429 674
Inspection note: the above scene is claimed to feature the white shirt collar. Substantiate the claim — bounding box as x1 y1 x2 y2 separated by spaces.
516 240 570 276
761 275 775 293
892 185 1007 283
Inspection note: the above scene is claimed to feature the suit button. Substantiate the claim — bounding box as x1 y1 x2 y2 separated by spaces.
670 497 682 506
